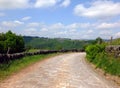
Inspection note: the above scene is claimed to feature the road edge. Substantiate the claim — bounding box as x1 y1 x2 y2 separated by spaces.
84 55 120 87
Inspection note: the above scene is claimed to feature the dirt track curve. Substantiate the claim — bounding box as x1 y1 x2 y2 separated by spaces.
0 53 119 88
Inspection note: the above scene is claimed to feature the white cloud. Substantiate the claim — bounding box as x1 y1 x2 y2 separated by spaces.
14 20 24 25
60 0 70 7
0 0 71 10
97 22 120 29
1 20 120 39
21 16 31 21
27 22 40 27
74 0 120 19
0 0 29 10
25 28 37 32
49 23 64 30
67 23 90 29
52 23 67 29
22 22 102 39
69 29 76 32
25 28 37 35
0 20 24 33
115 32 120 38
87 30 93 34
55 31 67 35
99 30 113 37
36 22 93 39
41 28 48 32
34 0 71 8
1 20 24 27
34 0 58 8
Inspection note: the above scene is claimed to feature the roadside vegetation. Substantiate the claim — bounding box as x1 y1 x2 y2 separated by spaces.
0 53 58 81
85 38 120 76
26 49 40 52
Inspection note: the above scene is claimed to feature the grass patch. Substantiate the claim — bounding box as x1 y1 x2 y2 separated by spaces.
27 49 40 52
0 53 59 81
92 53 120 76
86 54 120 76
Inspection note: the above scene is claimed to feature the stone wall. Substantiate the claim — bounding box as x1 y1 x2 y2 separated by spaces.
105 45 120 57
0 49 84 63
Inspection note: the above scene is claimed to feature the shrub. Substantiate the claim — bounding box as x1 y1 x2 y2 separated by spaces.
85 44 105 62
86 44 120 76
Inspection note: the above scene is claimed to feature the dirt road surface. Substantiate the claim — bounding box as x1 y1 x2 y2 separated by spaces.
0 53 119 88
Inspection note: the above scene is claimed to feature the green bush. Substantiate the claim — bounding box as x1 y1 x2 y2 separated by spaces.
95 53 120 75
85 44 105 61
86 44 120 76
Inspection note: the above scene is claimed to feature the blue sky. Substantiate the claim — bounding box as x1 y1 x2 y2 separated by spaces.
0 0 120 39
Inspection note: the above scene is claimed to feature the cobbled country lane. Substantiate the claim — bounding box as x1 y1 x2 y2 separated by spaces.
0 53 119 88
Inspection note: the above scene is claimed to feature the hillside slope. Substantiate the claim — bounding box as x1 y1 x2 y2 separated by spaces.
23 36 94 50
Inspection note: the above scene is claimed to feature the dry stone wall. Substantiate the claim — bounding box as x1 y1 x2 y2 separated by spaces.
0 49 84 63
105 45 120 57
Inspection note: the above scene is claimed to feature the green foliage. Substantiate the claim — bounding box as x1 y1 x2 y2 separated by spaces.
24 36 94 50
93 53 120 75
0 30 25 53
95 37 103 44
111 38 120 45
27 49 39 52
104 38 120 45
85 44 105 61
86 44 120 76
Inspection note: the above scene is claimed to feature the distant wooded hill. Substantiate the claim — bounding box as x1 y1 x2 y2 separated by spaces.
23 36 95 50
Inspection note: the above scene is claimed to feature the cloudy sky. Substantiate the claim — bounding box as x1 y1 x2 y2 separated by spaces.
0 0 120 39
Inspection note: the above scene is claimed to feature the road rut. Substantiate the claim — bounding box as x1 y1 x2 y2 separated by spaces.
0 53 119 88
